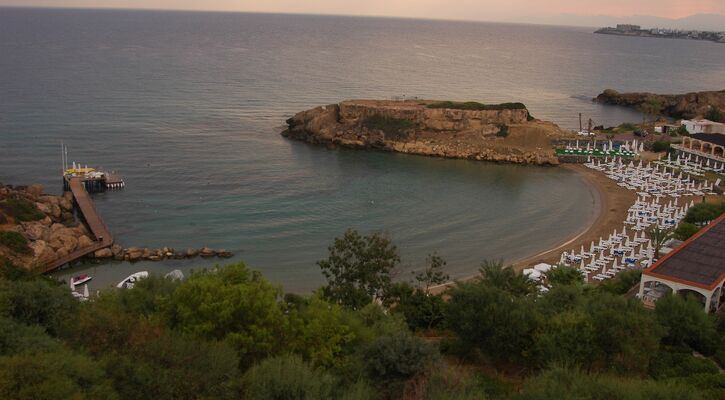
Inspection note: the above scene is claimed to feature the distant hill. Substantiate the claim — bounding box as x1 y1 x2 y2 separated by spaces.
535 13 725 31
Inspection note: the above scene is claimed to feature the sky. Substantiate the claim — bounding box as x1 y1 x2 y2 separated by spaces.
0 0 723 24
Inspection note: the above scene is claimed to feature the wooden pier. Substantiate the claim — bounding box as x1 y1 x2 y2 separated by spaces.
42 177 114 273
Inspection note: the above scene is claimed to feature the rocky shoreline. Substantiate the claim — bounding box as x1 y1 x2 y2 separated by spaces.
282 100 572 165
0 183 232 272
594 89 725 120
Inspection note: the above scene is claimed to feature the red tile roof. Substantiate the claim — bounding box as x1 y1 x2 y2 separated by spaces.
643 213 725 290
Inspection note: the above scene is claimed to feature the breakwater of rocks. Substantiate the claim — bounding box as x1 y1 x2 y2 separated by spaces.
93 245 233 262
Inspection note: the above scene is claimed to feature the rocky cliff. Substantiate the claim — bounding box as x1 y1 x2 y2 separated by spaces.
282 100 568 165
594 89 725 120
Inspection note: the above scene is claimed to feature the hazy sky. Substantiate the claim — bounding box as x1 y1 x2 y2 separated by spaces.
0 0 723 22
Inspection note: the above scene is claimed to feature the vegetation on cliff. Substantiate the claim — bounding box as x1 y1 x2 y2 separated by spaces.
0 229 723 399
362 115 415 139
426 101 527 111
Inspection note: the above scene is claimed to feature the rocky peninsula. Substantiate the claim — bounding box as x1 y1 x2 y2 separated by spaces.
283 100 571 165
0 183 232 272
594 89 725 120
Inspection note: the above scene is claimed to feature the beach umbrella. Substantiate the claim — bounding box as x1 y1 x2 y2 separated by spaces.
579 259 586 271
83 284 89 298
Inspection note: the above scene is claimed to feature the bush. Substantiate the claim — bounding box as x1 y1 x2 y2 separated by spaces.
617 122 637 132
651 141 671 153
684 202 725 224
597 269 642 295
674 222 700 240
362 115 414 138
362 333 439 383
426 101 527 111
0 198 44 222
241 355 335 400
704 107 723 123
649 349 719 379
0 278 78 336
0 231 31 255
655 295 719 354
496 124 509 137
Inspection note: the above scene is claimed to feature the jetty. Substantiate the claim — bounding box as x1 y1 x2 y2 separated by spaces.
42 177 114 272
42 145 123 273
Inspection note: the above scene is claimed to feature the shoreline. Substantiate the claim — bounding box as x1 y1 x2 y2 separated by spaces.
430 163 636 293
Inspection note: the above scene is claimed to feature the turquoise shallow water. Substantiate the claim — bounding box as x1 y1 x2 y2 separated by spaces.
1 9 723 291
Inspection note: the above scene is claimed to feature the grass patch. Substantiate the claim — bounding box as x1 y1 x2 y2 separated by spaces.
0 198 44 222
362 115 414 138
426 101 527 111
0 231 31 255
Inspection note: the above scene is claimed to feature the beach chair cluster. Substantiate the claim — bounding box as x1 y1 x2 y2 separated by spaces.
559 226 654 282
557 139 639 158
654 152 725 178
585 157 718 197
624 196 692 232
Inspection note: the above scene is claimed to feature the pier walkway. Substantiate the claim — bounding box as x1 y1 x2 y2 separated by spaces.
42 177 113 273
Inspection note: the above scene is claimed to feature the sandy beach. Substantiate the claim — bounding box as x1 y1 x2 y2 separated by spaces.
430 163 637 293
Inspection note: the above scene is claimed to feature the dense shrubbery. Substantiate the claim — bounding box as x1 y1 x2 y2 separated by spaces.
426 101 527 111
705 107 723 123
683 201 725 224
0 231 31 255
0 198 44 222
0 230 722 399
362 115 414 138
651 140 672 153
674 222 700 240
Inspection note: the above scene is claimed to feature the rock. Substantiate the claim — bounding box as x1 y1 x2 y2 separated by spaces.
35 202 51 215
22 222 48 241
50 204 62 220
217 250 233 258
27 184 44 198
127 248 143 262
28 240 56 265
78 235 94 248
199 247 215 258
59 198 73 212
173 252 186 259
40 216 52 227
186 248 199 257
148 255 161 261
93 248 113 258
111 244 123 256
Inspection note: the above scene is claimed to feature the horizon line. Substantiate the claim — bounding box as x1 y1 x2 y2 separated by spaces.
2 5 723 30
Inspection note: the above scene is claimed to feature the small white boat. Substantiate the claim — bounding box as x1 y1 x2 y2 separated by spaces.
117 271 149 289
71 274 92 287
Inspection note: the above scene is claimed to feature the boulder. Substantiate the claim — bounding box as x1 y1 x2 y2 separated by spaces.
111 244 123 256
50 204 62 220
40 216 52 227
27 184 44 198
59 198 73 212
217 250 233 258
127 248 143 262
22 222 48 241
35 202 51 215
78 235 94 248
186 248 199 257
28 240 56 265
93 248 113 258
199 247 215 258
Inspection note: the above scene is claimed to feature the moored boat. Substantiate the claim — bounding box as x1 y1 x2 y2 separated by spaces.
71 274 92 287
117 271 149 289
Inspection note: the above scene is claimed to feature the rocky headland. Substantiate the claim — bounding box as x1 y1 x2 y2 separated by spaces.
0 183 232 272
594 89 725 120
282 100 572 165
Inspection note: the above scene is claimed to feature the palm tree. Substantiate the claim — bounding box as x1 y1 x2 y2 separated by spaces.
648 225 674 259
478 260 536 296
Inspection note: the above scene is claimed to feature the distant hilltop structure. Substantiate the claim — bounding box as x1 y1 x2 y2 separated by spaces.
595 24 725 44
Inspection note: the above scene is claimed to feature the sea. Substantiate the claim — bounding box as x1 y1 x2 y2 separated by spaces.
1 8 723 291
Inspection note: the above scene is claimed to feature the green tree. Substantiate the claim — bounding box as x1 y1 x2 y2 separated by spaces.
674 222 700 241
655 294 718 354
584 293 663 374
362 333 439 392
478 260 536 296
684 202 725 224
704 106 723 122
446 282 538 362
169 263 289 366
0 278 77 336
241 355 335 400
647 225 674 259
0 349 119 400
546 266 584 287
532 310 597 368
318 229 400 309
415 253 450 292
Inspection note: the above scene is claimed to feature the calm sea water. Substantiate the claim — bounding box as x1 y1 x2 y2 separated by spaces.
1 9 723 291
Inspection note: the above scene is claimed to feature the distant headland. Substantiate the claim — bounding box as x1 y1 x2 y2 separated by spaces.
595 24 725 44
282 100 572 165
